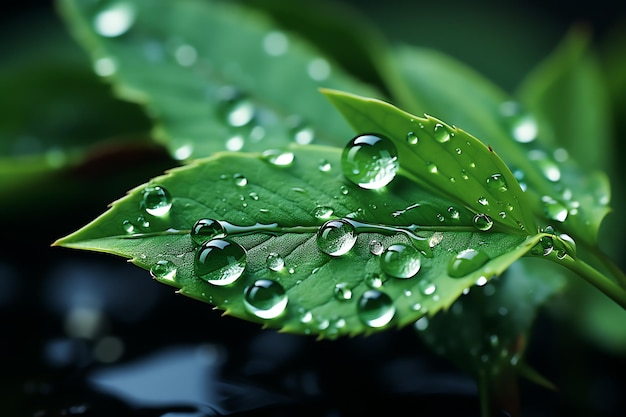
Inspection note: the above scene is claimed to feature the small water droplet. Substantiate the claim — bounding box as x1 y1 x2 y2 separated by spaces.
225 135 244 151
357 290 395 328
266 252 285 272
318 159 331 172
418 279 436 296
334 282 353 301
426 162 438 174
541 196 568 222
195 239 246 286
233 173 248 186
122 220 135 234
477 196 489 206
218 87 255 127
307 58 331 81
473 213 493 231
150 260 177 281
262 149 295 166
501 102 538 143
486 173 508 192
244 279 287 319
286 116 315 145
316 219 357 256
249 192 259 201
369 240 384 256
141 186 172 216
529 150 561 182
406 131 419 145
433 123 451 143
380 244 421 279
93 2 135 38
447 249 490 278
174 44 197 66
341 134 398 189
263 31 288 56
365 273 383 288
475 276 488 286
447 207 460 220
340 185 349 195
191 218 226 245
414 316 429 331
313 206 334 220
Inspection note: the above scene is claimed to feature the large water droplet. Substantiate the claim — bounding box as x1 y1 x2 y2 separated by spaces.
341 134 398 190
472 213 494 231
447 249 490 278
93 2 135 38
542 196 568 222
191 218 226 245
380 244 421 279
195 239 246 286
244 279 287 319
486 173 508 192
266 252 285 271
150 260 177 281
141 186 172 216
262 149 295 166
316 219 357 256
357 290 395 328
529 150 561 182
433 123 451 143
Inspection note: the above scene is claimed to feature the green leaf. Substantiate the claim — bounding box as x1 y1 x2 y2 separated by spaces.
321 88 537 236
54 145 544 338
57 0 381 160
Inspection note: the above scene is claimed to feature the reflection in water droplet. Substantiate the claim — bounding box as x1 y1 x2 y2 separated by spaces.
244 279 287 319
447 249 490 278
262 149 295 166
357 290 395 328
486 173 508 192
316 219 357 256
433 123 451 143
473 213 493 231
191 218 226 245
313 206 334 220
263 31 288 56
218 87 255 127
380 244 421 279
141 186 172 216
406 131 419 145
426 162 438 174
342 134 398 189
369 240 384 256
318 159 331 172
478 196 489 206
233 173 247 186
266 252 285 271
150 260 177 281
366 273 383 288
93 2 135 37
334 282 353 301
122 220 135 234
418 279 436 296
195 239 246 286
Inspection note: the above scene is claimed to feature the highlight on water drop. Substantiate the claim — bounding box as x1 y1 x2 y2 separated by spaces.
357 289 396 328
341 133 398 190
447 249 490 278
141 185 172 216
472 213 494 231
194 239 247 286
380 243 421 279
244 279 288 319
316 219 357 256
190 218 226 245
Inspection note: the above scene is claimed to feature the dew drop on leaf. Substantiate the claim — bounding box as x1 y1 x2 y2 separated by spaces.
541 196 568 222
316 219 357 256
472 213 494 231
262 149 295 166
380 243 421 279
93 2 135 38
141 186 172 217
414 316 429 331
486 173 508 192
357 289 395 328
318 159 331 172
286 116 315 145
233 173 247 186
194 239 246 286
366 273 383 288
190 218 226 245
369 240 384 256
334 282 353 301
433 123 451 143
406 131 419 145
243 279 287 319
313 206 334 220
266 252 285 272
341 134 398 189
122 220 135 234
418 279 436 296
150 260 177 281
447 249 490 278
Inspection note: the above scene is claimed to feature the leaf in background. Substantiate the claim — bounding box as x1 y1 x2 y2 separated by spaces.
385 43 611 248
57 0 381 161
322 89 537 235
54 145 544 338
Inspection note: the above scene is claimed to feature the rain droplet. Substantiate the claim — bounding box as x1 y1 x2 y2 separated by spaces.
266 252 285 271
433 123 451 143
486 173 508 192
233 173 247 186
122 220 135 234
541 196 568 222
426 162 438 174
369 240 384 256
191 218 226 245
316 219 357 256
418 279 436 296
380 244 421 279
473 213 494 231
406 131 419 145
365 273 383 288
342 134 398 189
150 260 177 281
141 186 172 216
478 196 489 206
447 207 460 220
287 116 315 145
244 279 287 319
357 290 395 328
447 249 490 278
174 44 197 67
195 239 246 286
334 282 353 301
313 206 334 220
262 149 295 166
93 2 135 38
318 159 331 172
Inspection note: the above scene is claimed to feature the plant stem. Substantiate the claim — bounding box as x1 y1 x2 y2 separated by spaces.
556 255 626 310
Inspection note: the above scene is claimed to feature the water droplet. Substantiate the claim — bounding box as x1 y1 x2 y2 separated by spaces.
475 276 488 286
366 273 383 288
447 249 490 278
244 279 287 319
529 150 561 182
447 207 460 220
433 123 451 143
141 186 172 216
233 173 247 186
286 116 315 145
307 58 331 81
93 2 135 38
122 220 135 234
316 219 357 256
190 218 226 245
318 159 331 172
541 196 568 222
263 31 288 56
262 149 295 166
414 316 429 331
486 173 508 192
477 196 489 206
218 87 255 127
340 185 349 195
406 131 419 145
501 102 538 143
342 134 398 189
380 244 421 279
150 260 177 281
426 162 438 174
418 279 436 296
334 282 353 301
249 192 259 201
357 290 395 328
369 240 384 256
266 252 285 272
174 44 197 66
195 239 246 286
93 56 117 76
472 213 493 231
313 206 334 220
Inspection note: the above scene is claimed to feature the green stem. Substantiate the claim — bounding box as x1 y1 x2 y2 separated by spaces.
555 255 626 310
